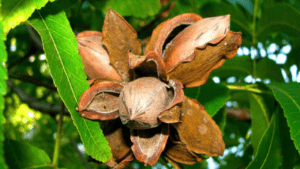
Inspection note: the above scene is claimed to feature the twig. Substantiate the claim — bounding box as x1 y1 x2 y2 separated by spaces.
69 138 92 169
8 72 56 91
27 25 43 50
137 2 175 35
226 107 251 122
52 102 65 166
7 45 37 70
226 84 273 95
72 0 85 29
6 80 69 115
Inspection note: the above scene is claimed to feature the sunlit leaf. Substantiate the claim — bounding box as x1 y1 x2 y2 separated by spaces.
4 139 52 169
1 0 53 33
268 83 300 154
246 114 282 169
28 3 111 162
257 4 300 39
0 13 7 169
90 0 161 18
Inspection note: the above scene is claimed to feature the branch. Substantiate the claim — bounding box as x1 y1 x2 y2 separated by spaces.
6 80 69 116
137 2 175 35
7 44 37 70
226 107 251 122
27 25 43 50
52 102 65 166
9 72 56 91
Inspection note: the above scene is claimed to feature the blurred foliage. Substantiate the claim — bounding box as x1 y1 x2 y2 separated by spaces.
0 0 300 168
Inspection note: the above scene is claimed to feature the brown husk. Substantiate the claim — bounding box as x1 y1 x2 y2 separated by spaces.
164 15 231 72
102 9 141 82
78 81 123 120
168 31 242 88
131 124 169 166
145 13 202 58
172 98 225 156
101 119 133 168
76 31 122 80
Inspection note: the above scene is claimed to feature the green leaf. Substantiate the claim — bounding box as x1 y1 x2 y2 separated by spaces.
183 86 200 100
268 83 300 154
4 139 52 169
1 0 52 33
28 3 111 162
285 38 300 69
256 58 284 82
0 13 7 169
246 114 282 169
185 80 229 117
257 4 300 39
90 0 161 18
249 93 273 153
211 56 253 79
278 108 297 168
168 0 201 17
223 116 250 148
213 106 227 132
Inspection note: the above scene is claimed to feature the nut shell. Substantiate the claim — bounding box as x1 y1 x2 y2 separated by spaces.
119 77 171 129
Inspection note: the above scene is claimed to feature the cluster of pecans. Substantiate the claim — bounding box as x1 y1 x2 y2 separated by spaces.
76 9 241 168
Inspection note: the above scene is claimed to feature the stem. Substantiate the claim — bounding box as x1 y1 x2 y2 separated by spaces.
72 0 85 29
252 0 259 78
252 0 258 44
7 45 36 70
226 85 272 95
52 102 65 166
9 72 56 91
6 80 68 116
137 2 175 35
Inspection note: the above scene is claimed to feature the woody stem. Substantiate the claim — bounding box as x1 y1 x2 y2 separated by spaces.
52 102 65 166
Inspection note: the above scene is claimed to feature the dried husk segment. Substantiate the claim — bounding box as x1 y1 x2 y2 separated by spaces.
101 119 133 168
172 98 225 156
102 9 142 82
78 80 123 120
164 141 203 165
76 31 122 80
131 124 169 166
145 13 202 58
128 51 168 81
158 79 185 123
164 15 231 72
168 31 242 88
